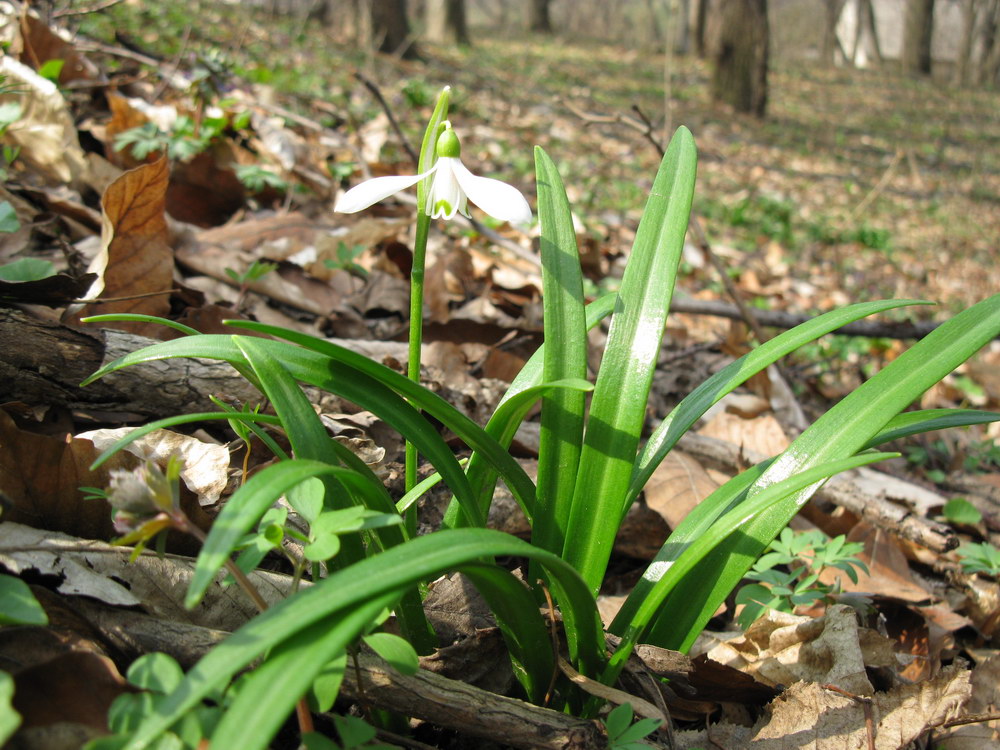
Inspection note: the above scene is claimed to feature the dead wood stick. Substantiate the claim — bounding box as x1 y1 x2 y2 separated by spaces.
72 598 606 750
340 653 608 750
675 432 957 552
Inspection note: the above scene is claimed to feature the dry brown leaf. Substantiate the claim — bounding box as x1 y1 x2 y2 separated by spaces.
166 148 245 227
0 57 89 187
704 606 899 690
103 93 152 169
0 408 137 540
820 521 933 603
699 411 790 458
77 157 173 337
750 664 970 749
77 427 230 506
933 654 1000 747
12 651 127 733
643 449 719 530
18 13 97 87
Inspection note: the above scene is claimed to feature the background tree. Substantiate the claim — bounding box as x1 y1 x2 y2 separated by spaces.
821 0 847 65
527 0 553 33
709 0 769 116
902 0 935 75
425 0 470 44
691 0 709 57
372 0 419 58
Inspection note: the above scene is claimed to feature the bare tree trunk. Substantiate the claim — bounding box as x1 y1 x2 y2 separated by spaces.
674 0 692 55
977 0 1000 86
709 0 768 117
902 0 935 75
692 0 709 57
822 0 847 65
425 0 470 44
371 0 419 58
849 0 882 67
527 0 552 33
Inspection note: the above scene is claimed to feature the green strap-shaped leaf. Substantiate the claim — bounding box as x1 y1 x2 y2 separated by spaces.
121 528 604 750
563 126 698 593
602 452 898 683
534 145 588 556
83 334 486 526
186 459 382 609
627 298 931 510
644 293 1000 651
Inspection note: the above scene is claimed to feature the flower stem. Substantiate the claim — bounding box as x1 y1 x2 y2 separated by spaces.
405 211 432 532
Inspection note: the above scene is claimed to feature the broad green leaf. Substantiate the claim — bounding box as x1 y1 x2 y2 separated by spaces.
563 126 698 593
863 408 1000 449
83 314 200 337
0 574 48 625
0 671 19 744
127 653 184 694
362 632 419 675
0 256 51 281
534 146 588 556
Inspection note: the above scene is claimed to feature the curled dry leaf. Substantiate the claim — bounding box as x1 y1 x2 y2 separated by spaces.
77 157 174 337
0 57 89 187
76 427 230 506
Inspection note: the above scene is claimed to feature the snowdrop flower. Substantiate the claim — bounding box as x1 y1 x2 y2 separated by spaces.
335 121 532 225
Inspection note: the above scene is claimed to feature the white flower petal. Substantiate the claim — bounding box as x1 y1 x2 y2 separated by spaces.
334 167 435 213
451 160 532 225
427 158 463 219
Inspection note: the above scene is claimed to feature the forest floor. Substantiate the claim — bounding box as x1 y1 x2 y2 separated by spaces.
2 1 1000 749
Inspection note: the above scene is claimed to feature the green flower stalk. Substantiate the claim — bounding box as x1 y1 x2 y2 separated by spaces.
335 88 531 498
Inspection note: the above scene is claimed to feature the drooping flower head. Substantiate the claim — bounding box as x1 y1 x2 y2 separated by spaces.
335 121 532 225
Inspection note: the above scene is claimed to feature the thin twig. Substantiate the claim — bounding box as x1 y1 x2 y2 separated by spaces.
75 288 180 304
821 683 875 750
851 149 902 219
353 70 420 165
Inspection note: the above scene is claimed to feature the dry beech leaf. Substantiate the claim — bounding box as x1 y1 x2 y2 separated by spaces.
76 427 230 506
750 664 970 749
0 408 137 540
934 654 1000 747
78 157 173 337
820 521 933 603
12 651 128 733
104 93 152 169
0 57 89 187
699 411 789 458
644 450 719 530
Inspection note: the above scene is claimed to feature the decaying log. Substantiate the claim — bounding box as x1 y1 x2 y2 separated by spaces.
0 307 407 419
339 653 608 750
0 306 262 418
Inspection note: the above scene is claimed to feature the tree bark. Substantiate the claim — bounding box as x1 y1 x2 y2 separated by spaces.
371 0 419 58
527 0 553 33
425 0 470 44
709 0 769 117
691 0 709 57
902 0 935 75
674 0 692 55
821 0 847 65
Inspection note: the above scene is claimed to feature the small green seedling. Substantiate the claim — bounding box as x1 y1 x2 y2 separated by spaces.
943 498 982 526
736 528 868 629
604 703 662 750
957 542 1000 577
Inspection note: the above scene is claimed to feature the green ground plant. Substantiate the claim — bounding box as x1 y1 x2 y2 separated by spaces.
79 88 1000 749
734 528 868 628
